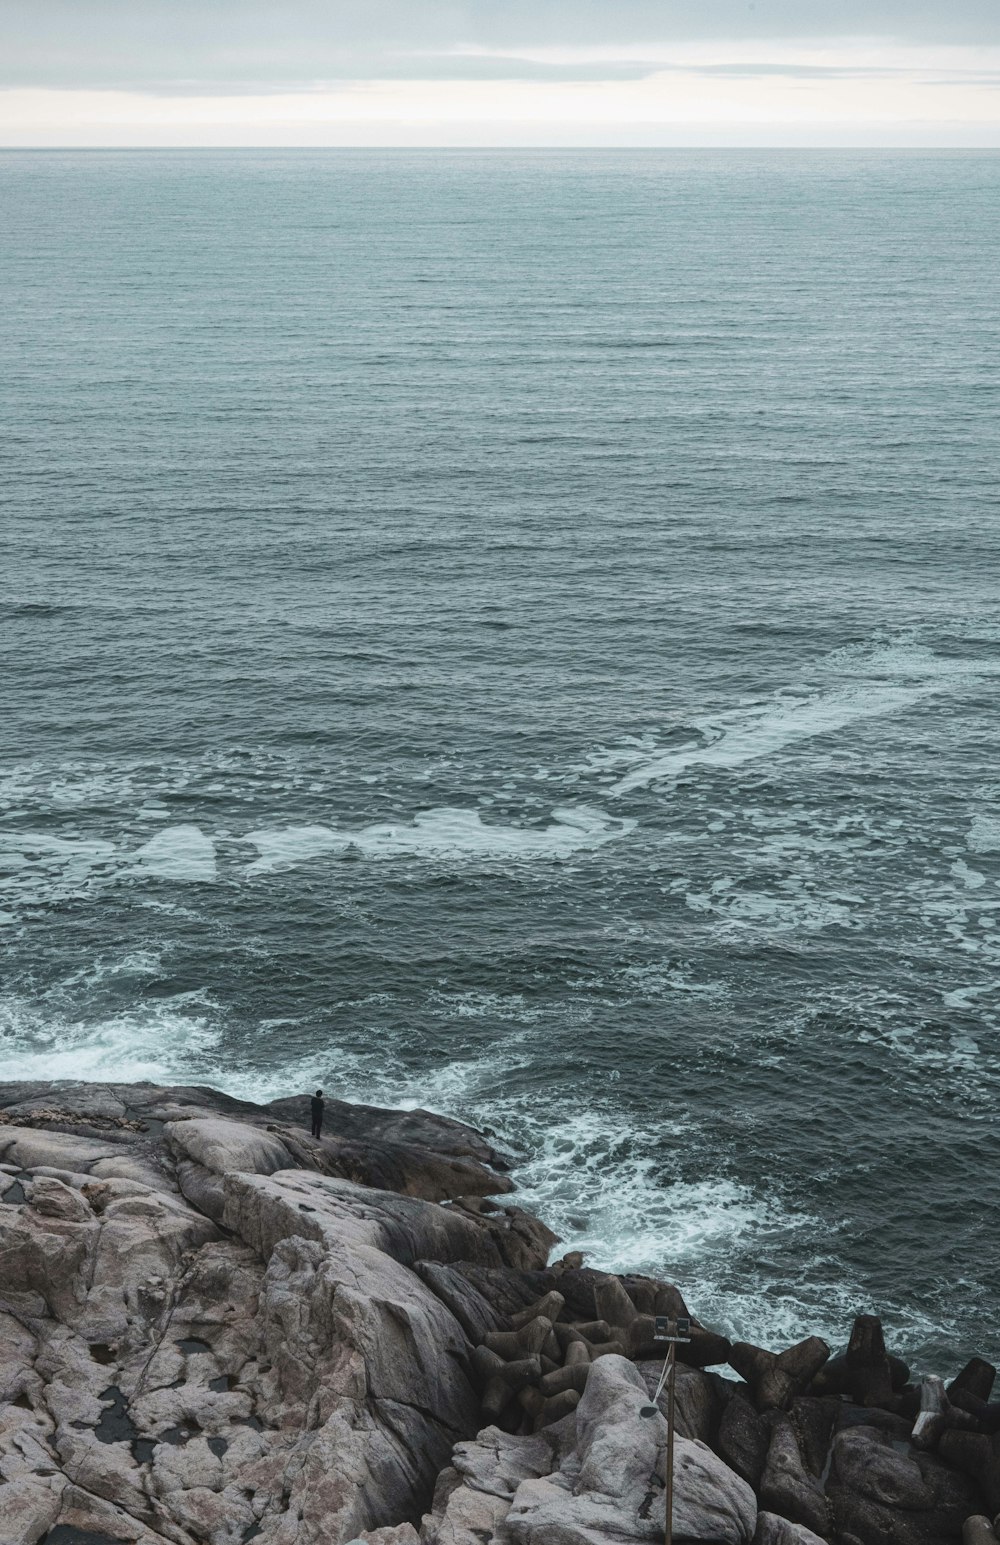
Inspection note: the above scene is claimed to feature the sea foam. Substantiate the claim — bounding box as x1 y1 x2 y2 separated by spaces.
598 643 995 797
130 825 217 882
244 805 634 874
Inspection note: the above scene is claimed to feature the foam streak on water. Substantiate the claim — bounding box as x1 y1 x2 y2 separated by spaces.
2 149 1000 1372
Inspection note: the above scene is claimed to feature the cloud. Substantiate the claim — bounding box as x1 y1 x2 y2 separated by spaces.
3 2 1000 89
2 2 999 144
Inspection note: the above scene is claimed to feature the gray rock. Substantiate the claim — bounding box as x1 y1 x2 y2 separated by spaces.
0 1079 559 1545
753 1511 830 1545
758 1417 831 1539
827 1424 982 1545
504 1355 756 1545
718 1389 772 1488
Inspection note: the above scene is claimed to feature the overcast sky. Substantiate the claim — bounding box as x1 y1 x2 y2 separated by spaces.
3 1 1000 146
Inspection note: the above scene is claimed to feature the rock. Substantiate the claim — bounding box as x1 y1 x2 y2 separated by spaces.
828 1424 983 1545
758 1416 831 1539
358 1526 422 1545
940 1429 1000 1515
669 1437 758 1544
26 1174 95 1222
912 1374 950 1450
951 1361 998 1405
0 1080 557 1545
164 1116 292 1179
789 1396 839 1478
729 1338 831 1413
422 1429 554 1545
638 1360 724 1444
0 1473 65 1545
843 1314 895 1408
812 1348 910 1403
504 1355 756 1545
963 1518 999 1545
262 1093 514 1171
718 1389 773 1488
414 1261 506 1343
1 1079 996 1545
511 1291 565 1329
753 1511 830 1545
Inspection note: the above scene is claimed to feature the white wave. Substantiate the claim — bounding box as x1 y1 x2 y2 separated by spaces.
0 994 224 1085
130 825 217 882
244 805 634 874
0 992 914 1355
598 642 995 797
968 815 1000 854
606 682 938 796
684 885 853 934
0 832 117 902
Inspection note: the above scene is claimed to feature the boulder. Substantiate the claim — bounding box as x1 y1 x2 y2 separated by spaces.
503 1355 756 1545
753 1512 830 1545
729 1337 830 1413
828 1424 983 1545
758 1416 831 1539
718 1389 773 1488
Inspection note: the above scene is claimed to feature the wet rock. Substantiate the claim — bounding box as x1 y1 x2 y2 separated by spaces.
788 1396 839 1478
939 1428 1000 1515
843 1314 895 1408
262 1093 514 1171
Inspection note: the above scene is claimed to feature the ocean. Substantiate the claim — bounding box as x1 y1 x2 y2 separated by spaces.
2 148 999 1373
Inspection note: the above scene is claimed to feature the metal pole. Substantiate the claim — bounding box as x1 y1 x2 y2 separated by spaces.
665 1342 676 1545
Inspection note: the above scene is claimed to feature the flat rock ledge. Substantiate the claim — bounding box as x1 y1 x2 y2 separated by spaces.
0 1082 997 1545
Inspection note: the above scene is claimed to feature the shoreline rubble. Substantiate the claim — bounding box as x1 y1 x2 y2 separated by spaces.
0 1079 997 1545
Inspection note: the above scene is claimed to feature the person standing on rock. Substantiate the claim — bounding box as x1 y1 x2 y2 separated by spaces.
310 1088 325 1139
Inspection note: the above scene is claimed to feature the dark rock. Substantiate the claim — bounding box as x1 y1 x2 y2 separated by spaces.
638 1360 725 1444
415 1260 507 1343
753 1511 829 1545
263 1092 515 1169
829 1424 985 1545
276 1122 514 1202
789 1396 840 1477
844 1314 895 1408
447 1263 557 1319
812 1348 910 1402
949 1359 997 1406
729 1337 831 1412
718 1389 773 1488
940 1429 1000 1514
758 1416 832 1539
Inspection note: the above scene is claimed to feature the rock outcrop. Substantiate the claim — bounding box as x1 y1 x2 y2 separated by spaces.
0 1080 997 1545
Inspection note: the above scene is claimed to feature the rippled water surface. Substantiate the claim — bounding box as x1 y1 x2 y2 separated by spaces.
3 149 1000 1370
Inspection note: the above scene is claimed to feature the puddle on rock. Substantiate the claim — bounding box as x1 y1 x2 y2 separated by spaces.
175 1337 213 1354
93 1387 139 1446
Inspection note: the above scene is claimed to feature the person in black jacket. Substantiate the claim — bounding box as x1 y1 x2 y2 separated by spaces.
310 1088 324 1139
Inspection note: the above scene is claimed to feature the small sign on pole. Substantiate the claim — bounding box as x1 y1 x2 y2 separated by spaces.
641 1317 691 1545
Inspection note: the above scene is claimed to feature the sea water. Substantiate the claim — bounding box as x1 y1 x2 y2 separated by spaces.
2 149 999 1371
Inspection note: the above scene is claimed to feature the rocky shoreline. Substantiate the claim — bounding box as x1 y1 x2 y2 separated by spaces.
0 1081 997 1545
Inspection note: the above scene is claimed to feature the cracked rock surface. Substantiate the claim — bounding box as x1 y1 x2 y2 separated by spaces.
0 1081 551 1545
1 1081 993 1545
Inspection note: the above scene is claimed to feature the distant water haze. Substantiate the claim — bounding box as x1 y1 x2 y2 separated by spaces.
2 148 999 1371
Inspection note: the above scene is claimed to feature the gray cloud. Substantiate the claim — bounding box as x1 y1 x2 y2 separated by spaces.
2 0 1000 90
